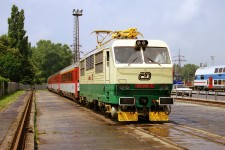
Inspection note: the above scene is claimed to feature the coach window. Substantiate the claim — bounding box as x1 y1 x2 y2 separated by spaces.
222 80 225 85
214 80 218 85
200 75 204 79
223 68 225 73
214 68 218 73
61 72 72 82
219 68 223 73
218 80 222 85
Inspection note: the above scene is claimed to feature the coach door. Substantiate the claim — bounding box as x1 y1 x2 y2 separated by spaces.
208 76 213 89
105 51 110 84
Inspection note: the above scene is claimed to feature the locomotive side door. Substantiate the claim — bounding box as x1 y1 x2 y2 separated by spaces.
105 50 110 84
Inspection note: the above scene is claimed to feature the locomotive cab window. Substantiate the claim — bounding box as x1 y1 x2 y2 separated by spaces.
113 46 171 64
114 47 142 64
143 47 170 64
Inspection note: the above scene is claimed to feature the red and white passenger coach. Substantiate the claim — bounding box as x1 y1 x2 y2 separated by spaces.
47 63 79 99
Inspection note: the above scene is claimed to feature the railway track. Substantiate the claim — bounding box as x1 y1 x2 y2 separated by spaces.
0 90 34 150
131 122 225 149
73 98 225 149
175 97 225 108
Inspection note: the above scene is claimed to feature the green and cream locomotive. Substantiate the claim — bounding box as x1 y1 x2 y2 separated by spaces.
79 28 174 121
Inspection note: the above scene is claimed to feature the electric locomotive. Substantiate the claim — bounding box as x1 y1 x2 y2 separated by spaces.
79 28 174 121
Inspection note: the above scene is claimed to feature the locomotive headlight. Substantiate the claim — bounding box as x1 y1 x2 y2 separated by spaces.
136 40 148 46
136 40 142 46
135 40 148 50
118 84 130 90
141 40 148 46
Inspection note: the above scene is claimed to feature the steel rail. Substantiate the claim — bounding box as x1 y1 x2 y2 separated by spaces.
12 90 33 150
175 97 225 107
132 122 225 149
167 123 225 146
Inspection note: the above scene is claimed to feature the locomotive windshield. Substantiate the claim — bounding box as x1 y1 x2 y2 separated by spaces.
114 47 142 64
143 47 171 64
114 47 171 64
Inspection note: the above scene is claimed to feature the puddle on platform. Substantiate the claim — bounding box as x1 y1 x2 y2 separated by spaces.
143 125 225 150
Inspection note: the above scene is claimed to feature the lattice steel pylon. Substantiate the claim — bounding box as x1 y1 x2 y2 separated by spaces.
72 9 83 63
173 49 186 68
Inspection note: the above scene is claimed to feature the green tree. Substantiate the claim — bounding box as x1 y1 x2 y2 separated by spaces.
32 40 73 82
8 5 29 58
0 35 10 55
6 5 35 84
0 35 22 82
0 52 23 81
7 5 19 48
181 64 199 82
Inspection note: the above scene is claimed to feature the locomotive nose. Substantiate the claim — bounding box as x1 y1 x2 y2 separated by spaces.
139 97 148 105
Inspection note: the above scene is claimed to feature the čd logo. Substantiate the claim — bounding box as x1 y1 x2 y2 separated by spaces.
138 72 151 80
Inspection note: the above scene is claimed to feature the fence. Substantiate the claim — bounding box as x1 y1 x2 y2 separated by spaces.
0 81 47 97
172 90 225 101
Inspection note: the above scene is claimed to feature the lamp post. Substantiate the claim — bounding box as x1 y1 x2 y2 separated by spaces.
72 9 83 63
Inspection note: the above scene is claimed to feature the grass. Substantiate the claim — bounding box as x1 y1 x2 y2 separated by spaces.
0 90 24 111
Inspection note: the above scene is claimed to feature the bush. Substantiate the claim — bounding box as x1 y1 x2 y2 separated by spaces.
0 76 9 82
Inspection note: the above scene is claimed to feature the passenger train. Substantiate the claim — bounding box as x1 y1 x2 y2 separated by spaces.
47 28 174 122
194 65 225 90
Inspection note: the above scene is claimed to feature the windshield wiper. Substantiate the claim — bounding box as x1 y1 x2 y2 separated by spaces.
146 57 161 66
128 57 138 66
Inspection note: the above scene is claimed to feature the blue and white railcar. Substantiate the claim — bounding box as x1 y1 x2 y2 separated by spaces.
194 65 225 90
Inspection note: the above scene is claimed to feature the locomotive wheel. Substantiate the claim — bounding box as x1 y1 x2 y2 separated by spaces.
93 100 99 111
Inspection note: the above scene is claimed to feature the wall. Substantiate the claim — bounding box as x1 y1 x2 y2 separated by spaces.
0 82 47 97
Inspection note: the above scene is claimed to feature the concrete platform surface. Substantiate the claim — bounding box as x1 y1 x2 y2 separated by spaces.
36 91 178 150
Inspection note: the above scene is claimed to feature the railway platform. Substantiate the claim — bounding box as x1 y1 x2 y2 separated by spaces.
35 90 178 150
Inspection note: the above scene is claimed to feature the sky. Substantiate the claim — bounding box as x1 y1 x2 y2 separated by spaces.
1 0 225 66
